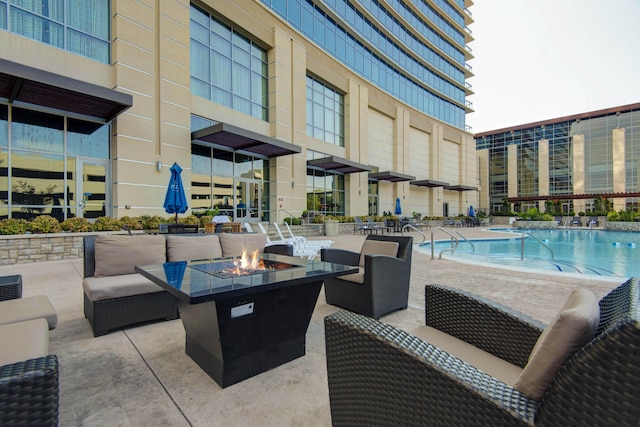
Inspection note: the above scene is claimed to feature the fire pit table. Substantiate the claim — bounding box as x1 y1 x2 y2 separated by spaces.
136 253 357 388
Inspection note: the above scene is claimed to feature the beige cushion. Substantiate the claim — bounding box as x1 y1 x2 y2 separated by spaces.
166 235 222 262
219 233 268 258
83 274 164 301
0 295 58 330
94 234 166 277
411 325 523 386
0 318 49 366
358 240 399 267
514 288 600 400
339 267 365 284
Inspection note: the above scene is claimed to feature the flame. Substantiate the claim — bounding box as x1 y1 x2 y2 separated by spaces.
233 248 260 273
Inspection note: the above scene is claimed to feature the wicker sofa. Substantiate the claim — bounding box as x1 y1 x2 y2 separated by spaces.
83 233 293 336
0 280 59 425
325 278 640 426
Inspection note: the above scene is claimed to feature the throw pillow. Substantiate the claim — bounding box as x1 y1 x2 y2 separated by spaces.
94 234 166 277
514 288 600 400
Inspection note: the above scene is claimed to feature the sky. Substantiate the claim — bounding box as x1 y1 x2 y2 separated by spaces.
467 0 640 134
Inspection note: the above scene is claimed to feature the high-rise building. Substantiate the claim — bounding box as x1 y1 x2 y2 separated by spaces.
0 0 476 223
475 103 640 215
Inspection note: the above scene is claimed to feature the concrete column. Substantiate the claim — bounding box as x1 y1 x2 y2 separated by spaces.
270 28 304 216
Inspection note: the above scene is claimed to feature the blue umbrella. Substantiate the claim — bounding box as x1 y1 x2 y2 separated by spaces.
163 162 188 223
394 197 402 215
469 205 475 217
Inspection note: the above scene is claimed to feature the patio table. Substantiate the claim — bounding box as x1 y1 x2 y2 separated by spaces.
136 254 357 388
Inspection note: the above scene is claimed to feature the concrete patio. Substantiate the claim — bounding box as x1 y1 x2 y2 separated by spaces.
1 229 624 426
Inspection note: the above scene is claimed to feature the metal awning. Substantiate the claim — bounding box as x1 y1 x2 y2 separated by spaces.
445 185 478 191
307 156 371 174
191 123 301 158
0 58 132 122
369 171 416 182
410 179 450 188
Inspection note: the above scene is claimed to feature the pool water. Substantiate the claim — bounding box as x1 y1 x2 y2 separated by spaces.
420 229 640 278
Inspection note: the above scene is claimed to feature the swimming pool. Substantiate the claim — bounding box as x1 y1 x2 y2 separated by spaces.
419 228 640 278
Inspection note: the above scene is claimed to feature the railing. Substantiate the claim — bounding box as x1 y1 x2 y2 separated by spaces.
452 230 475 252
401 224 426 244
521 232 555 260
430 227 459 260
277 208 310 237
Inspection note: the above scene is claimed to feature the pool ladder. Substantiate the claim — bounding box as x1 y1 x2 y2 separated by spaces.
521 232 555 260
429 227 475 260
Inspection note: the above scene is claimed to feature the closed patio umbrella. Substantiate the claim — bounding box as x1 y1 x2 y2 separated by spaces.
163 162 188 223
469 205 475 217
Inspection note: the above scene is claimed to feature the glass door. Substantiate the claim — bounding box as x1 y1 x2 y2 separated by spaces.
75 159 108 219
234 179 261 222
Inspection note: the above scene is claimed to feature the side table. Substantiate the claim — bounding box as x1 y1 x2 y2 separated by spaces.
0 274 22 301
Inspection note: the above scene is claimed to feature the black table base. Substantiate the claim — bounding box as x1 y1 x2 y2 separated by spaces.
177 281 323 388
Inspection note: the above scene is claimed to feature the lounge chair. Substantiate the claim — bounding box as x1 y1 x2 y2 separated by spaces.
272 223 320 259
283 222 333 249
353 217 371 234
325 278 640 426
365 217 384 234
572 217 582 227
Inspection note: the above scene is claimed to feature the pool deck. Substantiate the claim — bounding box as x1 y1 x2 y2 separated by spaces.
1 228 624 426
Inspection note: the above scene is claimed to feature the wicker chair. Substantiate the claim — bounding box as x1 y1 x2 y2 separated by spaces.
325 278 640 426
321 235 413 319
0 355 59 425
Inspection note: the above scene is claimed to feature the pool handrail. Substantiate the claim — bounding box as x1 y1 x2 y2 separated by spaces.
402 223 426 244
452 230 475 253
430 227 459 260
521 231 555 260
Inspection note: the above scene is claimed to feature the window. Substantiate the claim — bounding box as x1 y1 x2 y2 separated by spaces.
0 104 110 220
2 0 110 63
190 4 268 120
306 75 344 146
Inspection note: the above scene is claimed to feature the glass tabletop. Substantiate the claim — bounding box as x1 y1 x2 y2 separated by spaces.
136 253 358 303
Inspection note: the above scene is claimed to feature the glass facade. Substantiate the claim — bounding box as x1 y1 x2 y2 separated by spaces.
477 107 640 213
261 0 468 129
306 75 344 146
190 116 271 222
0 0 110 63
306 150 345 217
0 104 110 220
190 4 269 121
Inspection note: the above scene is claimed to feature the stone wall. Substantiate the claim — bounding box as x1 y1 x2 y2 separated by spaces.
604 222 640 232
0 233 86 265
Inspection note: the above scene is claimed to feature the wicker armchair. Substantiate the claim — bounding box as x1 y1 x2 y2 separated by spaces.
0 355 59 425
321 235 413 319
325 278 640 426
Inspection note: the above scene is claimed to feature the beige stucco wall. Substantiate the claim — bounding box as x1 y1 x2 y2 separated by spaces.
1 0 476 220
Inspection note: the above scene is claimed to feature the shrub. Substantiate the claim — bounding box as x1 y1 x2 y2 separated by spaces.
92 216 123 231
120 216 144 230
199 215 213 227
284 217 302 225
28 215 62 234
140 215 165 230
61 217 93 232
0 218 29 235
180 214 200 225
